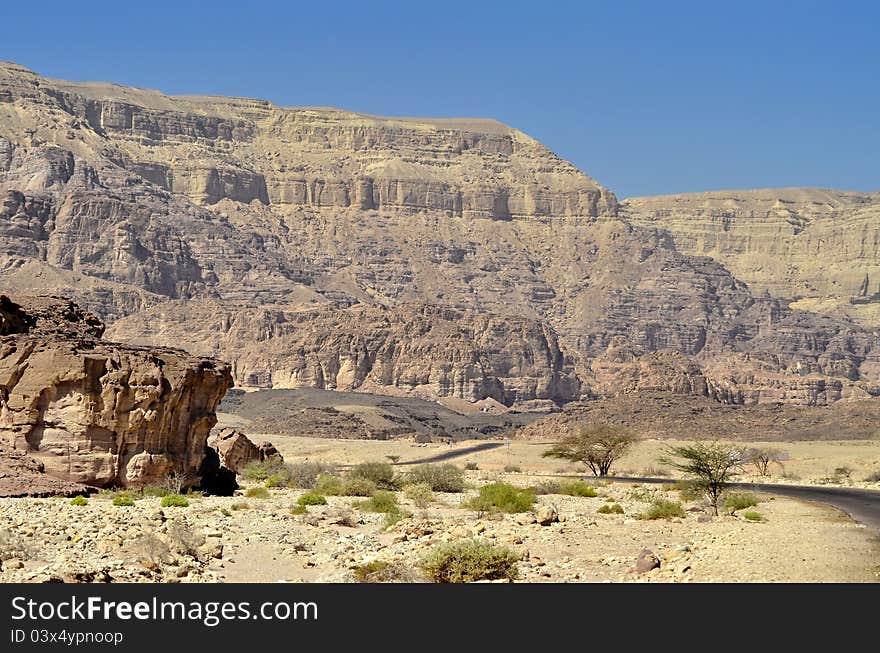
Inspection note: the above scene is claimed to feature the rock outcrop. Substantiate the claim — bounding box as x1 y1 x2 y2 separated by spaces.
207 428 281 474
1 62 878 409
0 294 232 488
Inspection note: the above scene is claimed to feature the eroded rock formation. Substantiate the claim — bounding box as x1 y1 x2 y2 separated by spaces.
0 294 232 487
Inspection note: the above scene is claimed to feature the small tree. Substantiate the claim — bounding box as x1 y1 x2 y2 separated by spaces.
542 425 637 477
741 447 785 476
660 442 744 515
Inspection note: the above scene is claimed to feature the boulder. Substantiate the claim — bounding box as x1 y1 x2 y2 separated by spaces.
536 504 559 526
635 548 661 574
0 295 232 489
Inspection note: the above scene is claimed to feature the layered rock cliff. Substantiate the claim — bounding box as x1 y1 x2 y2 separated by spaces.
1 62 878 409
0 294 232 487
621 188 880 326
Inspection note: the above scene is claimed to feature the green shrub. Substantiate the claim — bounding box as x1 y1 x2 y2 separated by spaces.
403 483 434 508
464 483 535 514
420 539 519 583
359 491 399 513
140 485 170 498
112 494 136 507
558 479 597 497
464 462 479 471
405 464 466 493
314 474 376 497
597 503 624 514
664 481 703 502
504 464 522 473
160 494 190 508
743 510 763 522
639 498 685 520
297 492 327 506
244 486 270 499
242 460 286 482
289 505 307 515
70 495 88 506
350 462 398 490
265 474 288 488
724 492 758 512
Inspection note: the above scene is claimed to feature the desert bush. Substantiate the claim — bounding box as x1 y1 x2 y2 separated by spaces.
166 519 205 557
405 464 466 492
70 496 88 506
723 492 758 512
865 470 880 482
504 464 522 473
112 494 136 507
532 480 561 495
403 483 435 508
641 466 670 477
132 532 170 566
464 483 535 514
420 539 519 583
385 455 401 464
597 503 624 514
352 560 409 582
284 461 337 489
230 501 249 511
464 462 479 471
353 560 416 583
663 480 704 502
244 486 270 499
297 492 327 506
558 479 597 497
314 474 376 497
242 460 285 483
140 485 170 498
265 473 288 488
359 491 399 513
0 528 34 561
743 511 763 522
639 498 685 520
160 494 190 508
160 471 189 495
289 505 307 515
350 462 398 490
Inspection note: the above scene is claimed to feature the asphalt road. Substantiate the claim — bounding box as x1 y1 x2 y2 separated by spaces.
396 445 880 533
600 476 880 533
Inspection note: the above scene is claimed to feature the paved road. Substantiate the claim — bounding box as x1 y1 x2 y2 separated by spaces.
396 441 504 465
599 475 880 533
394 447 880 532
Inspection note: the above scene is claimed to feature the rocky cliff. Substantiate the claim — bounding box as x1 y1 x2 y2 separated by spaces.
0 294 232 487
621 188 880 327
1 62 879 409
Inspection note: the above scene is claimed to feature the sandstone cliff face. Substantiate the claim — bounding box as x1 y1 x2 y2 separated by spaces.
0 295 232 487
106 300 582 410
1 62 878 408
621 188 880 325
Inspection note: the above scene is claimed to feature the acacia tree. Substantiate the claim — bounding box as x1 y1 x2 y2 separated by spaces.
542 425 637 477
741 447 785 476
660 442 744 515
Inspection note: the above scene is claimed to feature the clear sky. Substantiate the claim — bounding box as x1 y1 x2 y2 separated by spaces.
3 1 877 198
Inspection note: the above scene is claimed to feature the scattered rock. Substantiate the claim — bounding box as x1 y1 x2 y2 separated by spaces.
635 549 661 574
537 504 558 526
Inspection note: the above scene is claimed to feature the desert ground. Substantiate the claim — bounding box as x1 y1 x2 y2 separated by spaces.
0 470 877 584
4 425 877 585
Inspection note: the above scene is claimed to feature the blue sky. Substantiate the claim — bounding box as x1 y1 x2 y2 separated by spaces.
3 1 877 198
